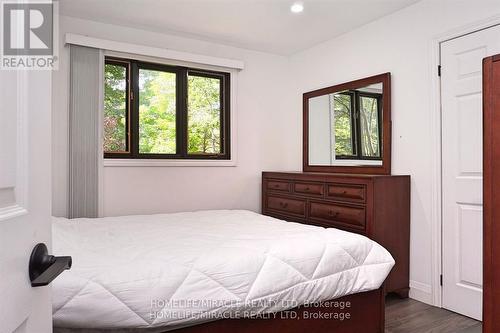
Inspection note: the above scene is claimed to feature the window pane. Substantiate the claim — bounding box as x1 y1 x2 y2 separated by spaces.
332 93 355 157
104 63 127 152
360 95 380 157
187 74 222 154
138 69 176 154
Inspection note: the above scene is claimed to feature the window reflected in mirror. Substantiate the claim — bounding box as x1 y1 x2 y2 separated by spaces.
332 93 355 157
359 94 381 158
308 82 383 166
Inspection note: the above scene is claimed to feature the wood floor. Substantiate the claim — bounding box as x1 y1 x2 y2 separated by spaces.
385 295 482 333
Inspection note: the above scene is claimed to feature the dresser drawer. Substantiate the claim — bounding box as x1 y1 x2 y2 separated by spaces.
266 180 290 192
327 183 366 202
294 182 324 196
309 201 366 230
267 196 306 216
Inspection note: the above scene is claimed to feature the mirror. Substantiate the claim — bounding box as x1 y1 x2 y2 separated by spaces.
304 73 391 174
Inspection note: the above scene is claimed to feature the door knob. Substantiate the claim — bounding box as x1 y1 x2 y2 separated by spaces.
29 243 72 287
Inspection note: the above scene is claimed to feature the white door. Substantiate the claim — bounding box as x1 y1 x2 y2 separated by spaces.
0 68 53 331
441 25 500 320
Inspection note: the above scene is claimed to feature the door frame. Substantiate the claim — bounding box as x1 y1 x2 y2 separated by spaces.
429 14 500 308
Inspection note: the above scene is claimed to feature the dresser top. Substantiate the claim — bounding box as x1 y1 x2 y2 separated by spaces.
262 171 410 179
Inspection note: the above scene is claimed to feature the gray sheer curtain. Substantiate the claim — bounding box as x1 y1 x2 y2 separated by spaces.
69 45 101 218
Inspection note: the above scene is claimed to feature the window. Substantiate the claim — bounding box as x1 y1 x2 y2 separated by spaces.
104 57 230 159
331 90 382 160
104 59 129 153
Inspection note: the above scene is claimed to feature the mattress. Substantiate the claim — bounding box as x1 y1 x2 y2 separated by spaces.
52 210 394 331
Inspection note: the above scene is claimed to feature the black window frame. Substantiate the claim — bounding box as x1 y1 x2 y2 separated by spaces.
103 57 231 160
103 59 131 155
335 90 382 161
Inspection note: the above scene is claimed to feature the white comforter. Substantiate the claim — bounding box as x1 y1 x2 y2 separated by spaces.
52 210 394 330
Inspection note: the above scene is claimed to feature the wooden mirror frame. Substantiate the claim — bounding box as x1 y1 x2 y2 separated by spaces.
303 73 391 174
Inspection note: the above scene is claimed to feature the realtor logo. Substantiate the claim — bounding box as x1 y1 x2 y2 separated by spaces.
1 0 58 69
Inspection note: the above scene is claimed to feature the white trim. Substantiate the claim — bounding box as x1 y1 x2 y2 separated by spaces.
13 71 29 218
432 14 500 44
15 70 28 212
105 49 234 74
0 205 27 222
97 50 105 217
65 33 245 70
409 280 433 305
104 159 237 167
317 159 383 167
428 14 500 308
1 70 29 222
429 33 443 309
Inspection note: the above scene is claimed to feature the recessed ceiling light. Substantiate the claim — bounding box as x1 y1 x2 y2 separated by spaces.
290 2 304 13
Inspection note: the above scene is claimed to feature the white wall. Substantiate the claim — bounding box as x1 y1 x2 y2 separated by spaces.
52 16 298 218
308 95 332 165
290 0 500 304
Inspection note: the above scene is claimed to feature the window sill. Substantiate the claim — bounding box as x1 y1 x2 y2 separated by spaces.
103 158 237 167
328 159 383 166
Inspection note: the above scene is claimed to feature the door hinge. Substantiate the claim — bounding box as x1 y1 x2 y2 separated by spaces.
438 65 442 77
440 274 443 286
130 90 134 100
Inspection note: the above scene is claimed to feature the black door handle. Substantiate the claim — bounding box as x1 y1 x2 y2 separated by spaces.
29 243 72 287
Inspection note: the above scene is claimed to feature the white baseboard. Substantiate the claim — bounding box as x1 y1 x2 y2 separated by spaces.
409 280 434 305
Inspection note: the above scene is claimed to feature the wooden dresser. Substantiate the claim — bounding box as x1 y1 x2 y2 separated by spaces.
262 171 410 298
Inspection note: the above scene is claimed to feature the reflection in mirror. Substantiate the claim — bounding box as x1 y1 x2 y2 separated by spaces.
308 83 383 166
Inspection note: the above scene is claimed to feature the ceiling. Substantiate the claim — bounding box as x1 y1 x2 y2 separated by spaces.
59 0 421 55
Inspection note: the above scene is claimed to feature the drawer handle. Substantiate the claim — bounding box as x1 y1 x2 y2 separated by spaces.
279 202 289 208
328 210 339 217
274 184 280 188
305 187 310 191
342 190 347 194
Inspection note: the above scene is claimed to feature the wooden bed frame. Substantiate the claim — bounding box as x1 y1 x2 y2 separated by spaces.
54 288 385 333
170 287 385 333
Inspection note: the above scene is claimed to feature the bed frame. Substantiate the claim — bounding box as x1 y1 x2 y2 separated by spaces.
54 288 385 333
170 287 385 333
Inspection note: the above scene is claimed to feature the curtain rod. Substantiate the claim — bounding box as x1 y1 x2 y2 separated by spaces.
65 33 245 70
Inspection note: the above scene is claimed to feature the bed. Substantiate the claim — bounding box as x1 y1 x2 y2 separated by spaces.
52 210 394 332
